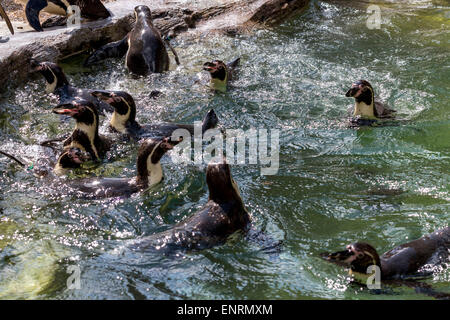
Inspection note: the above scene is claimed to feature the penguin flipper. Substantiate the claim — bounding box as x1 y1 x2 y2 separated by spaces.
227 57 240 70
0 3 14 35
201 109 219 134
25 0 48 32
375 100 396 118
227 57 240 81
84 35 129 66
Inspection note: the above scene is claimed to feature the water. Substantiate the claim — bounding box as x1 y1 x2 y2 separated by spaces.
0 0 449 299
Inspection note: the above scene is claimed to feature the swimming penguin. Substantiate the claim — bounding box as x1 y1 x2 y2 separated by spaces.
90 90 219 138
345 80 396 124
84 5 174 75
0 147 86 177
52 99 111 162
64 137 181 198
203 58 240 93
30 59 113 114
53 147 88 175
129 159 250 252
19 0 110 32
322 226 450 281
0 3 14 34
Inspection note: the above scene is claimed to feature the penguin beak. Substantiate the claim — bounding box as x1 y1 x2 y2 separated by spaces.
91 90 112 100
161 136 183 150
53 104 80 117
91 91 122 105
30 59 45 72
345 85 362 98
68 152 83 164
321 247 356 266
0 3 14 35
203 62 216 72
68 148 89 164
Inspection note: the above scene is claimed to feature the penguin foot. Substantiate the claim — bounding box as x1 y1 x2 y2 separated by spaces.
0 36 9 43
41 16 68 29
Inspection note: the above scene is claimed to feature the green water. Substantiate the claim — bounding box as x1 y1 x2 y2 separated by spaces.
0 0 449 299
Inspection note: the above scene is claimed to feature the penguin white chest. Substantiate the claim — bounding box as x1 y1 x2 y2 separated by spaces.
110 109 131 134
353 102 375 118
147 160 163 187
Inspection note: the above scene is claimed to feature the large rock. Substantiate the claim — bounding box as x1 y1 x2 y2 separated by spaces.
0 0 309 91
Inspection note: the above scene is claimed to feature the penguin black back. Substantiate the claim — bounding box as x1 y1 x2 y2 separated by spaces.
31 59 113 114
126 5 169 75
84 5 170 75
91 90 219 138
129 160 250 252
322 226 450 280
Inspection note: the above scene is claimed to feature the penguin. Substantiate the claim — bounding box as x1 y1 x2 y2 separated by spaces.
53 147 88 175
19 0 110 32
345 80 396 124
30 59 113 114
52 99 111 162
129 159 251 252
0 147 86 177
322 226 450 281
203 58 240 93
84 5 173 76
65 137 181 198
90 90 219 139
0 3 14 35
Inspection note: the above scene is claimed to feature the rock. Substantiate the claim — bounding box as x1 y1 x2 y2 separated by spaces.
0 0 309 92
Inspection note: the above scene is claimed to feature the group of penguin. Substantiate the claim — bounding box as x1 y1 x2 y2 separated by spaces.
1 1 449 294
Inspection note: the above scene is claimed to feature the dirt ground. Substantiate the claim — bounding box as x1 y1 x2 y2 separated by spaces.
1 0 117 22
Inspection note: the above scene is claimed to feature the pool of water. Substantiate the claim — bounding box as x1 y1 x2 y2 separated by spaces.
0 0 449 299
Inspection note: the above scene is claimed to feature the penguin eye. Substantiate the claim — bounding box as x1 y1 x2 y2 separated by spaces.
357 252 364 259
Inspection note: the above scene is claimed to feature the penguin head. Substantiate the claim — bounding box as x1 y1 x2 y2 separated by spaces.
203 60 227 81
136 136 183 185
345 80 374 105
91 90 136 118
138 136 182 165
206 159 243 204
57 148 89 169
54 148 90 175
30 60 69 93
134 5 152 23
53 99 98 126
321 242 381 274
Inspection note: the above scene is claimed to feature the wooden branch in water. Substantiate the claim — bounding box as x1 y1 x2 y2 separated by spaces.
0 150 26 167
164 38 181 66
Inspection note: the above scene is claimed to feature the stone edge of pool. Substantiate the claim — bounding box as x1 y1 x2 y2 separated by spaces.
0 0 309 92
